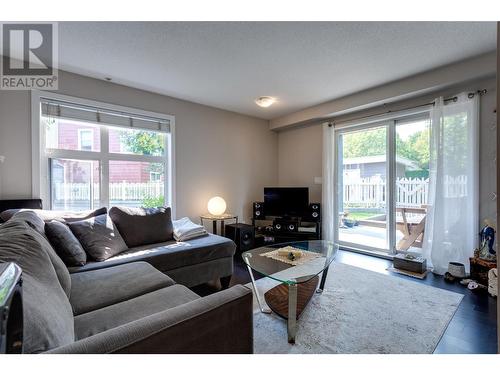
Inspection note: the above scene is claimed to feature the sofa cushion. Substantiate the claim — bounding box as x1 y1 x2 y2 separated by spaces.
74 285 200 340
67 234 236 274
45 220 87 267
9 212 72 298
11 210 46 234
109 206 174 247
68 214 128 261
0 220 75 353
1 207 107 224
70 262 175 315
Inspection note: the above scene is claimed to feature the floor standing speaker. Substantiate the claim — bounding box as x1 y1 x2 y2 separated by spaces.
225 223 255 253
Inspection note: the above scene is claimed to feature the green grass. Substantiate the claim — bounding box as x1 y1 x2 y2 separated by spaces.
344 211 380 221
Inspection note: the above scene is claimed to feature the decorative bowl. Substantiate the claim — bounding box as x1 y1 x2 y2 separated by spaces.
448 262 466 278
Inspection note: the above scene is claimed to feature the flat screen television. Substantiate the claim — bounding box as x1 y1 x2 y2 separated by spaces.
264 187 309 218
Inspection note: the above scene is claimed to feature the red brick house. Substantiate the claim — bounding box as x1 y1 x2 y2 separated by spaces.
49 119 163 184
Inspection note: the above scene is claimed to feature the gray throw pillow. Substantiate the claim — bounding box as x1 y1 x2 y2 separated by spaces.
109 206 174 248
0 220 75 353
10 211 72 298
10 210 46 234
68 214 128 261
0 208 19 222
45 220 87 267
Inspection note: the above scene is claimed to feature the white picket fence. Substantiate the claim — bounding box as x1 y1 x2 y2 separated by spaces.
343 176 467 208
53 181 164 203
53 176 466 210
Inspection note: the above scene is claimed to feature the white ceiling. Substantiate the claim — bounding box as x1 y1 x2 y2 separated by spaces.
57 22 496 120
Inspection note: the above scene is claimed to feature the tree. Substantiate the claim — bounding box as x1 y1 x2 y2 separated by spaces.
121 131 164 156
342 126 430 171
406 129 430 169
121 131 165 177
343 127 386 158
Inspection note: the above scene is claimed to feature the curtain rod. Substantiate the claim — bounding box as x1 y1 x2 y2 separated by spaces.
327 89 487 127
41 97 170 124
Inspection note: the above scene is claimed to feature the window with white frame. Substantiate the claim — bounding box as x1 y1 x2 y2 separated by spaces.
78 129 94 151
150 171 162 182
36 94 174 211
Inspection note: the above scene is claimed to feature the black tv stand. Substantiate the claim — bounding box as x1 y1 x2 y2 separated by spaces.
279 215 300 221
251 215 321 247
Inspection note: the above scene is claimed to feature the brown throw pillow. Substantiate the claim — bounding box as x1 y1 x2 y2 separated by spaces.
109 206 174 248
67 214 128 261
45 220 87 267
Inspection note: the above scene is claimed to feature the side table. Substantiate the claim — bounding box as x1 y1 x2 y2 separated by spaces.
200 214 238 236
470 256 497 286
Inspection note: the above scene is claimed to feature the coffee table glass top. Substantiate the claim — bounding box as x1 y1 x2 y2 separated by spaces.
242 240 338 285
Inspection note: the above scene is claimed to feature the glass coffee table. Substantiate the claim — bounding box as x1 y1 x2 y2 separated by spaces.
242 240 338 343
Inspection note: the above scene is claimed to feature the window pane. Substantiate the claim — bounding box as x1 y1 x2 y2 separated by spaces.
43 117 101 152
338 125 389 251
50 159 100 211
109 161 165 208
108 127 165 156
395 118 430 253
79 129 94 151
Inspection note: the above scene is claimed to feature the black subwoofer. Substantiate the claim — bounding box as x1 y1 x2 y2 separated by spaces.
225 223 255 253
0 263 23 354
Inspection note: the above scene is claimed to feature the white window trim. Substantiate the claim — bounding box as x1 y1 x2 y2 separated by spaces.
31 90 176 217
77 128 94 151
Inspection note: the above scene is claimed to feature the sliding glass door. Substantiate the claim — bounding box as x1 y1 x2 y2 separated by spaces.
335 113 430 255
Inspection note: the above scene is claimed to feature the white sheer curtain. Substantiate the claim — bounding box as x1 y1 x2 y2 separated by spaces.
322 123 335 242
422 93 479 274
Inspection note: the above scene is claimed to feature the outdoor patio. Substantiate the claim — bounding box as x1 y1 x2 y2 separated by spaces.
339 225 422 254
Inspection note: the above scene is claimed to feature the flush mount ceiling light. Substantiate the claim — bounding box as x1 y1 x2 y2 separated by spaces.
255 96 276 108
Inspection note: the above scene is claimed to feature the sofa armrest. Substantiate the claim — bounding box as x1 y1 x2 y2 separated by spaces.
46 284 253 354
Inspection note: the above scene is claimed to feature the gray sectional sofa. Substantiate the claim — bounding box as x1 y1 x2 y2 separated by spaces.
0 208 254 354
0 207 236 288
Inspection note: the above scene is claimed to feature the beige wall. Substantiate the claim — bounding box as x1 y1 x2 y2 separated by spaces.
278 78 497 227
271 52 496 130
278 124 323 203
0 70 278 223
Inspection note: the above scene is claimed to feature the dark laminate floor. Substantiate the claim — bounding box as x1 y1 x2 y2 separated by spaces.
192 249 498 354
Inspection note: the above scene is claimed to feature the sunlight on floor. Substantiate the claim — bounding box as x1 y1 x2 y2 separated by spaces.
339 225 422 254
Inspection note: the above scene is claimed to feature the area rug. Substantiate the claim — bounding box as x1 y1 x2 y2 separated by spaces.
248 261 463 354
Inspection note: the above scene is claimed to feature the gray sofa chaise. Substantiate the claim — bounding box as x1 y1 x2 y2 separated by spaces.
0 212 253 354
